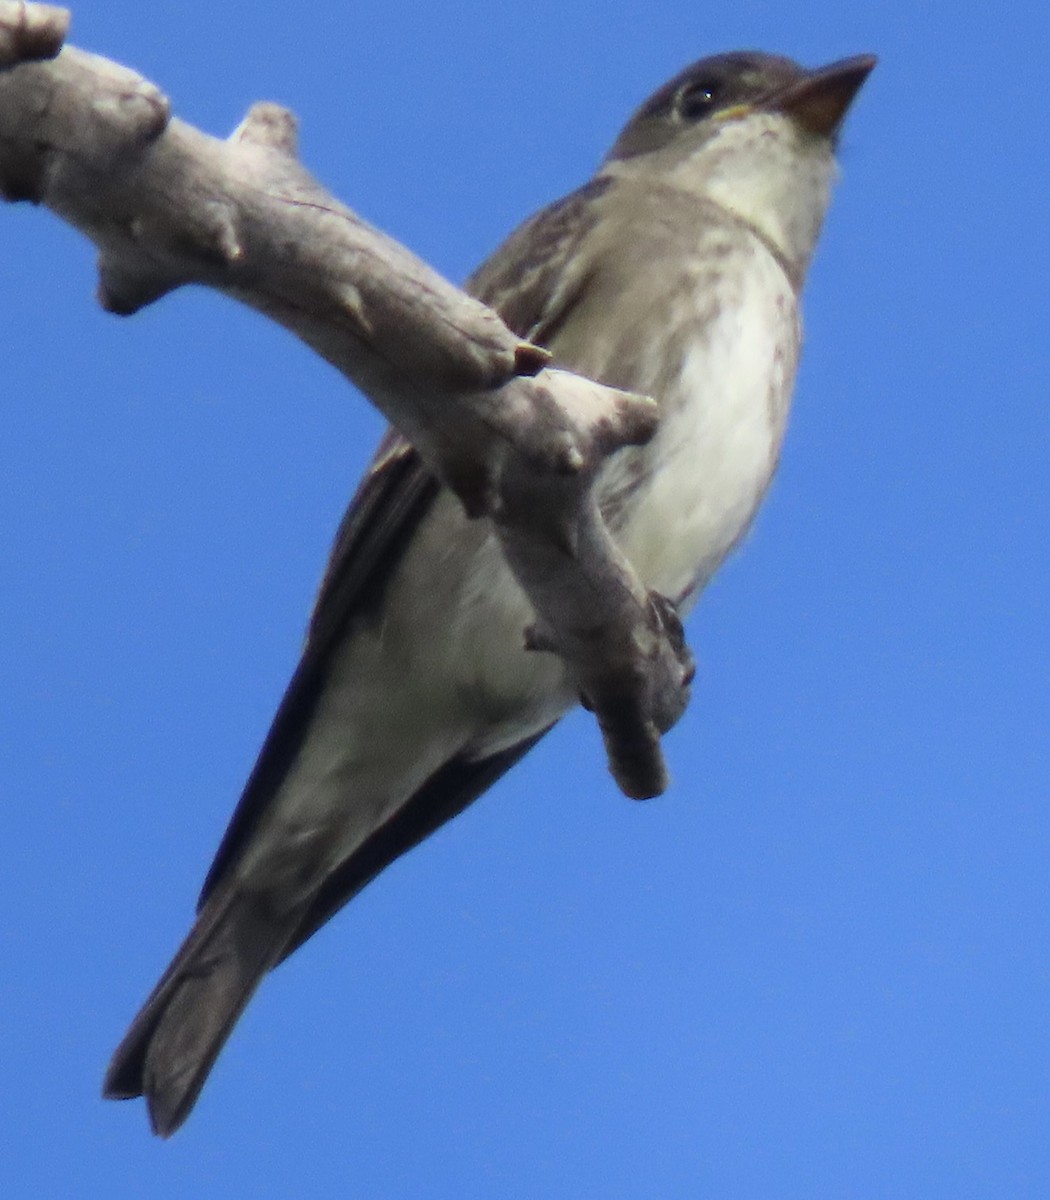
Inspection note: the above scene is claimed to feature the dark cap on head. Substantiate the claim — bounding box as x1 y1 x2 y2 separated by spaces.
608 51 876 161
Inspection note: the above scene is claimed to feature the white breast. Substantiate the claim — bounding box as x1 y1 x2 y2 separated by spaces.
610 245 798 610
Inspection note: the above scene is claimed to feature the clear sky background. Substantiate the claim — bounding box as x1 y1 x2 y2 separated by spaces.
2 1 1047 1196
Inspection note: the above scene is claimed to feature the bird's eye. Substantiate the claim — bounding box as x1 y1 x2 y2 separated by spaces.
677 80 720 121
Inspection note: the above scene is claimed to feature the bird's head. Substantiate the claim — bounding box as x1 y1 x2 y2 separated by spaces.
604 52 876 271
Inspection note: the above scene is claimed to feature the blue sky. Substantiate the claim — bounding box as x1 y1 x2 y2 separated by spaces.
3 1 1048 1196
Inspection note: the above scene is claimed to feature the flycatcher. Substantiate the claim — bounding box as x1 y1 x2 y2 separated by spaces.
104 50 876 1135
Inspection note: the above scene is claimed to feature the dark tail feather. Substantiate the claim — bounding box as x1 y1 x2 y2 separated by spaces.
102 888 302 1137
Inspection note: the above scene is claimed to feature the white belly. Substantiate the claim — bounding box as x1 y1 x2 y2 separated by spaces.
606 249 798 609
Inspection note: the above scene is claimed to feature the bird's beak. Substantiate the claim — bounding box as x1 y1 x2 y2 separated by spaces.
767 54 877 137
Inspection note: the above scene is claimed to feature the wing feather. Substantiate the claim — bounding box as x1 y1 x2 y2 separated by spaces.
199 178 609 919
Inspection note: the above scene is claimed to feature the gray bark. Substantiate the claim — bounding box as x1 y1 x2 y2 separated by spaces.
0 0 694 798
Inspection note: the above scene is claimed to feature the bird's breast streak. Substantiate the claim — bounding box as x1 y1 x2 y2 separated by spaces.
611 247 797 609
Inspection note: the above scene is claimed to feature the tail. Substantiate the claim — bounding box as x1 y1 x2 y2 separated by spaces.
102 887 303 1137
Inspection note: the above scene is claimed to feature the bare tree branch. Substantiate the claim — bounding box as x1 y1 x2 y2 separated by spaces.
0 0 65 65
0 1 694 798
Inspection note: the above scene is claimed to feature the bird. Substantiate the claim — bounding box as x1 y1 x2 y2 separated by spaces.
103 49 875 1136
